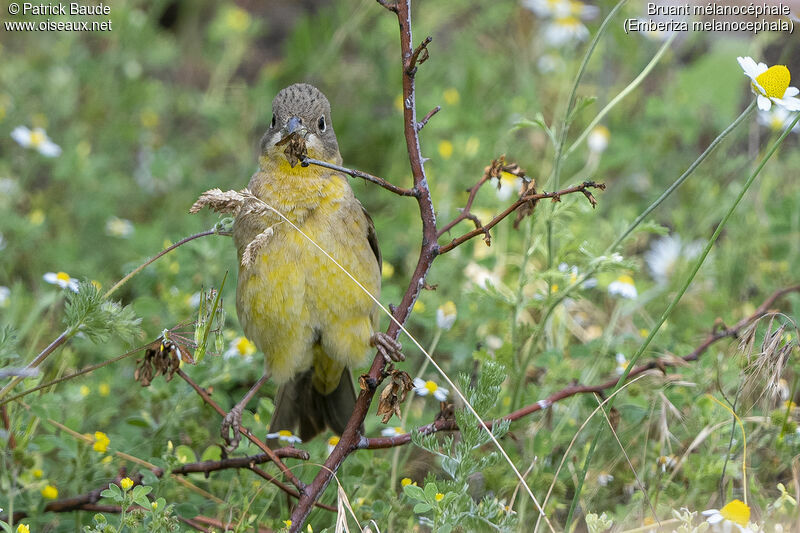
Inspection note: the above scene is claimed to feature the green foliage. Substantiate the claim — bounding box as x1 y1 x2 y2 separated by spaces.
2 0 800 531
63 282 141 343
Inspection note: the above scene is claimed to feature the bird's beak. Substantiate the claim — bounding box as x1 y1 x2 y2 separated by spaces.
284 116 305 137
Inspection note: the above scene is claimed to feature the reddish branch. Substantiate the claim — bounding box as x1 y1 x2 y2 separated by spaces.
362 284 800 448
301 156 415 197
176 369 306 492
288 1 440 529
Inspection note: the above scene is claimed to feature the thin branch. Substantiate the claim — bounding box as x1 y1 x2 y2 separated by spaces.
360 284 800 448
406 36 432 75
176 369 307 494
376 0 397 12
300 156 415 196
438 181 605 254
416 105 441 131
288 1 440 529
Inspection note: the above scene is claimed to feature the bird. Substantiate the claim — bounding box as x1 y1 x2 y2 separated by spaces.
224 83 402 447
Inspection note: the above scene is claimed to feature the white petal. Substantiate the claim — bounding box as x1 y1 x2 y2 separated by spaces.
785 86 799 97
702 509 720 516
737 56 758 77
434 388 449 401
43 272 58 284
776 95 800 111
67 279 80 292
38 140 62 158
265 432 279 439
757 95 772 111
11 126 32 147
412 377 426 389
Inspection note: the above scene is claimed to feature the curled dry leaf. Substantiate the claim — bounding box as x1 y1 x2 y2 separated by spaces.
275 131 308 168
134 337 190 386
376 369 414 424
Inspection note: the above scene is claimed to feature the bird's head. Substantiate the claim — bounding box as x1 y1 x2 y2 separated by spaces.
260 83 341 168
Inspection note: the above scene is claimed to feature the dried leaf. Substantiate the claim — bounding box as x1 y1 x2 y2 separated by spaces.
376 369 414 423
276 132 308 168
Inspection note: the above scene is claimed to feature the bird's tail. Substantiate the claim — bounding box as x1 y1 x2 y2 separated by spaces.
268 367 357 443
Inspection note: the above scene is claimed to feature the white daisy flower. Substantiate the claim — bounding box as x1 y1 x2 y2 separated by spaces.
0 286 10 307
522 0 570 17
543 16 589 47
737 56 800 112
381 426 405 437
757 106 800 133
702 499 756 532
436 301 457 330
464 262 500 290
656 455 677 473
11 126 62 157
105 216 135 238
265 429 302 445
327 436 339 455
537 53 564 73
587 125 610 153
615 353 628 376
412 377 449 401
645 235 702 285
608 274 637 299
224 336 256 360
496 171 522 201
43 271 80 292
597 472 614 486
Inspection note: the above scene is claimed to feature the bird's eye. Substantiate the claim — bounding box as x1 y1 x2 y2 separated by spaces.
317 116 326 132
270 114 277 128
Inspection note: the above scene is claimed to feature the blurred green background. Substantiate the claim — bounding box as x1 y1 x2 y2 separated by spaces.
2 0 800 531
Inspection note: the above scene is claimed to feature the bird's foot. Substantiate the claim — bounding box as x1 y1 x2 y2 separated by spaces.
220 404 244 453
371 332 404 363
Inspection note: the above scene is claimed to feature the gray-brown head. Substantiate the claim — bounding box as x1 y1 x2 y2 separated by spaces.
260 83 341 164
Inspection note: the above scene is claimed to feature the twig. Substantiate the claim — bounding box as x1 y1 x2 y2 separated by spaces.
300 156 415 196
438 181 605 254
176 369 307 494
416 105 441 131
406 36 432 75
376 0 397 12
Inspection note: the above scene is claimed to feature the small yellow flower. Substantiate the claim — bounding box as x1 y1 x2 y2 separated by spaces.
284 520 292 528
438 140 453 160
101 455 113 464
98 383 110 397
639 328 649 338
91 280 102 290
79 385 90 397
93 431 110 453
43 271 79 292
401 477 413 487
435 492 444 502
738 57 800 112
16 524 30 533
266 429 302 444
120 477 134 490
382 262 395 279
551 284 559 293
327 435 340 454
413 300 426 313
41 484 58 499
443 88 460 105
152 501 159 510
28 208 45 226
226 336 256 358
32 468 43 478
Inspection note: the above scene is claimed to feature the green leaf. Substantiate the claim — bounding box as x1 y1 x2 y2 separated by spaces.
174 445 197 464
201 445 222 462
402 484 425 502
413 502 433 513
423 481 438 502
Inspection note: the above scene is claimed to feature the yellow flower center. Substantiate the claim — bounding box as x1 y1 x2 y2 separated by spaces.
435 493 444 502
617 274 634 285
328 436 340 446
425 380 439 394
56 272 71 283
394 426 404 434
556 15 580 27
236 337 255 356
278 430 293 438
755 65 790 99
401 477 412 487
29 130 45 147
720 499 750 526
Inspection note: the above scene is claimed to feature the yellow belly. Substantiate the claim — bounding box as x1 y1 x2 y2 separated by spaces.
233 173 380 388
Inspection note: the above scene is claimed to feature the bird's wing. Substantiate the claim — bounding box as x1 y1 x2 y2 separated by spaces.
361 205 382 270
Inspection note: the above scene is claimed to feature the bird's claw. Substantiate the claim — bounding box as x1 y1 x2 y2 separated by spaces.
220 405 244 453
371 332 404 363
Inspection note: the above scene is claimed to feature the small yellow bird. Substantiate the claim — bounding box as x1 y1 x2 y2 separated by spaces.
229 83 401 443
